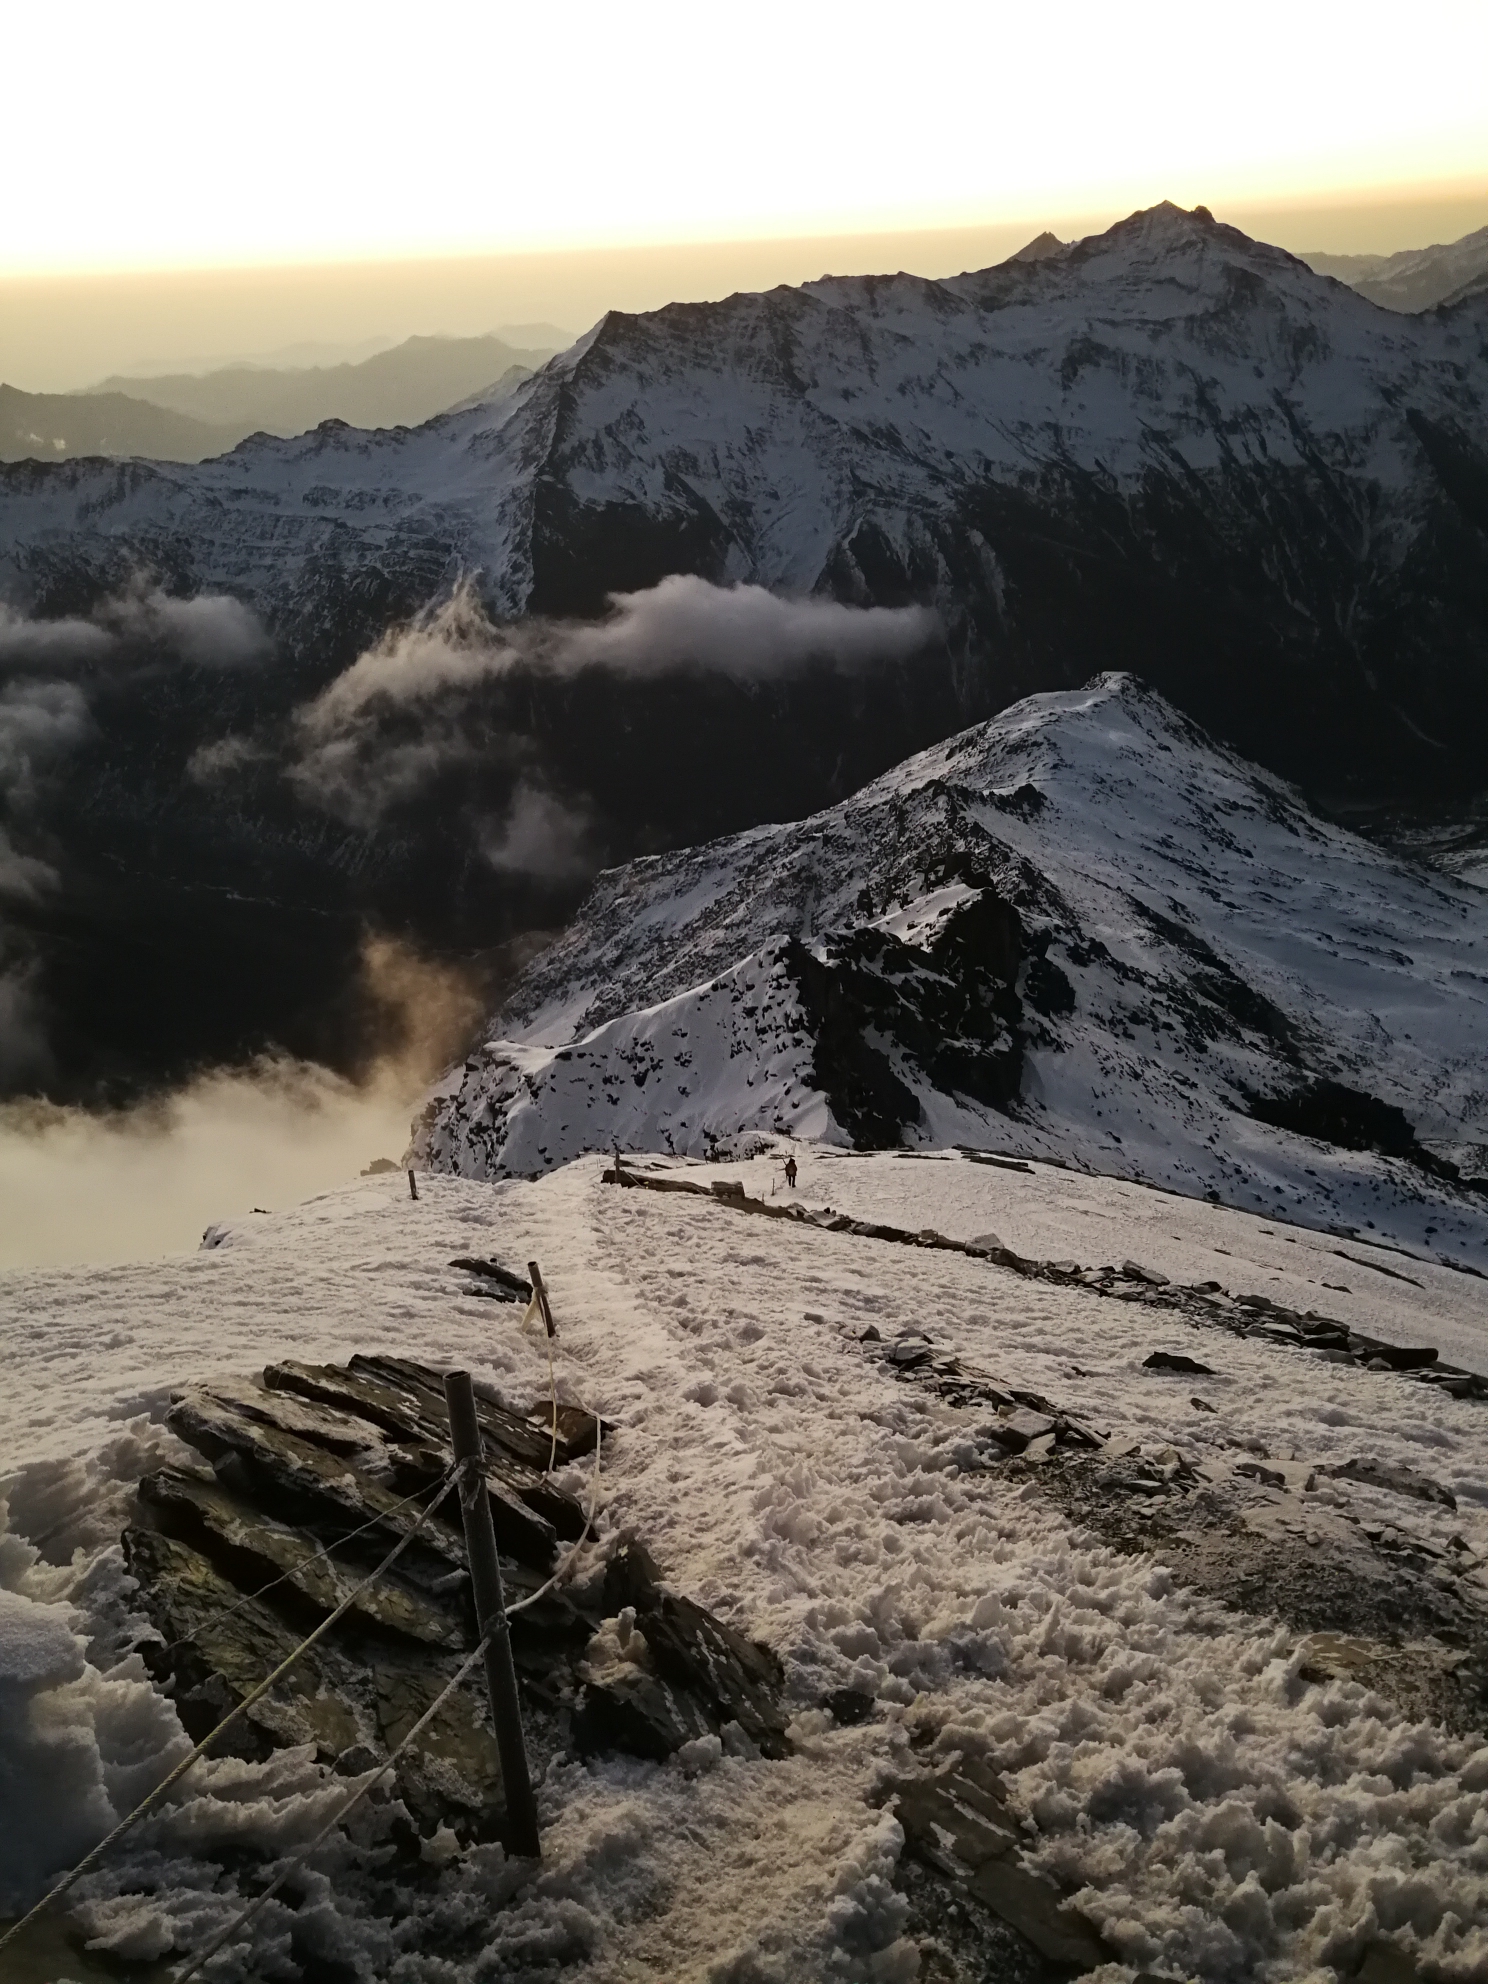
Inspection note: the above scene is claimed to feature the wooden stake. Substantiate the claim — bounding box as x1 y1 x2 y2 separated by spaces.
442 1370 541 1857
527 1260 556 1338
407 1169 419 1201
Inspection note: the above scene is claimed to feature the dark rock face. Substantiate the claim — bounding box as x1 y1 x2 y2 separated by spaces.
122 1354 790 1849
782 889 1024 1146
1248 1079 1479 1186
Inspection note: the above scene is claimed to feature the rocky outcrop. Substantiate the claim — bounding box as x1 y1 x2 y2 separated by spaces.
123 1354 790 1846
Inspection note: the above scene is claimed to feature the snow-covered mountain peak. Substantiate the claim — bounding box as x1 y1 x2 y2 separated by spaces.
1 202 1483 795
420 674 1488 1268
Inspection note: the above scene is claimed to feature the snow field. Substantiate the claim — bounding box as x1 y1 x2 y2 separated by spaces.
1 1155 1485 1979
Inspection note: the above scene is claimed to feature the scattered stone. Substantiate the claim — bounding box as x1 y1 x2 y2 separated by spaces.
1321 1456 1457 1512
449 1257 533 1300
1144 1350 1215 1376
1122 1260 1170 1285
1190 1396 1218 1413
604 1163 1487 1403
884 1753 1109 1971
824 1686 876 1725
1234 1460 1288 1491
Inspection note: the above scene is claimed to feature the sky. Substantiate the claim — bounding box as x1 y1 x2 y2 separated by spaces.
5 0 1488 279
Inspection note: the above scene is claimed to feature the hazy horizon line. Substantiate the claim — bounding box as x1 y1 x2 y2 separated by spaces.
4 185 1486 397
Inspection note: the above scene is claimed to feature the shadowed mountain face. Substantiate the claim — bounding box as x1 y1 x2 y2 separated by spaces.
1 204 1486 1102
3 204 1486 805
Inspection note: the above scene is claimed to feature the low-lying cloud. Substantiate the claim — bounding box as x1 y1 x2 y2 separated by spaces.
0 934 484 1268
556 573 941 679
0 679 90 797
480 781 593 882
284 574 943 838
0 585 270 679
302 574 941 732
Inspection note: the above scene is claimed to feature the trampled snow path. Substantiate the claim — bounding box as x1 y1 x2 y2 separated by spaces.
3 1154 1487 1981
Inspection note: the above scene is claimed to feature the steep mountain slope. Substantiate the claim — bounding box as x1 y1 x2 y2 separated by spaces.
87 332 558 438
0 383 241 464
1305 223 1488 312
2 203 1485 798
418 675 1488 1267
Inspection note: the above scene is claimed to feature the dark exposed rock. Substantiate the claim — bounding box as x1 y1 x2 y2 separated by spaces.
884 1754 1109 1972
123 1354 792 1843
602 1543 792 1760
1248 1078 1464 1184
1321 1456 1458 1511
572 1669 716 1762
449 1257 534 1300
824 1686 877 1726
1143 1351 1215 1375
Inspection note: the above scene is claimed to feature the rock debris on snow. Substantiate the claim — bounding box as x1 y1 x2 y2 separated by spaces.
2 1154 1485 1982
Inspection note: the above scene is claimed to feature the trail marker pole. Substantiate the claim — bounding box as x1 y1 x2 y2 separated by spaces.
527 1260 556 1338
443 1370 541 1857
408 1169 419 1201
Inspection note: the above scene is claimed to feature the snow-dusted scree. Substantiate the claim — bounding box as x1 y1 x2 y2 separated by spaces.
2 1153 1485 1980
419 675 1488 1273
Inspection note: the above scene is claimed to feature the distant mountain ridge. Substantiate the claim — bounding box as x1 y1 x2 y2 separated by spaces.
86 332 559 438
3 202 1485 801
1304 223 1488 312
1 383 241 464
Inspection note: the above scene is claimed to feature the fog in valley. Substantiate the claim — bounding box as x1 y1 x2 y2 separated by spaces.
0 936 481 1268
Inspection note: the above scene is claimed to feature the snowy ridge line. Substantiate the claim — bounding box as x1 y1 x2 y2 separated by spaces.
424 677 1488 1269
0 1468 459 1960
603 1162 1488 1400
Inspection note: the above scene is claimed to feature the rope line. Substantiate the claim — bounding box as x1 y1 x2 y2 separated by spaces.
505 1409 601 1617
172 1626 497 1983
174 1410 604 1978
164 1471 453 1651
0 1469 458 1961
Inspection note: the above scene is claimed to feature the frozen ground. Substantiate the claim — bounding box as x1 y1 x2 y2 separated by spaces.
3 1150 1487 1981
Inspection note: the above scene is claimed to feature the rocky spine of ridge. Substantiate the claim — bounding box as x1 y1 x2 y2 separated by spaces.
416 677 1488 1266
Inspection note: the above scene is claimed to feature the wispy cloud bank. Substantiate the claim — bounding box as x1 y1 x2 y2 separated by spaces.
555 574 941 680
286 575 942 838
0 587 270 677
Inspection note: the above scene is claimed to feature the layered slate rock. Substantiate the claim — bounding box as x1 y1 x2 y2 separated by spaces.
123 1354 789 1844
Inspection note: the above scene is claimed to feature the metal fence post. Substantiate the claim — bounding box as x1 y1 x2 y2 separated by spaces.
443 1369 541 1857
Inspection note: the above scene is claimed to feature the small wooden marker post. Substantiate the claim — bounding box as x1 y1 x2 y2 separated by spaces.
407 1168 419 1201
526 1260 556 1338
443 1370 541 1858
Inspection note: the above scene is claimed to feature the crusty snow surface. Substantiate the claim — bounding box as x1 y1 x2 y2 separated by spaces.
3 1153 1487 1981
421 676 1488 1273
